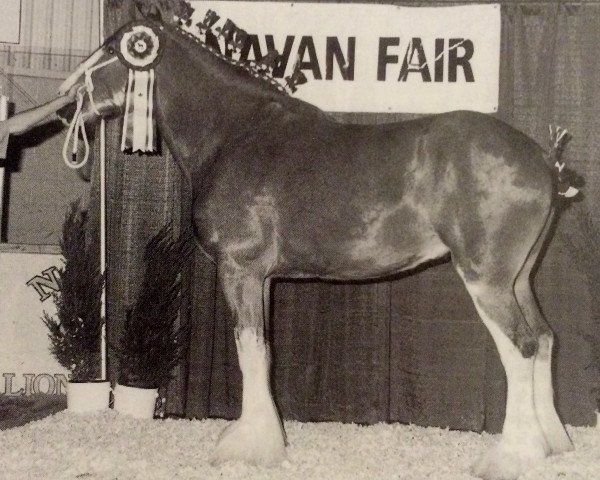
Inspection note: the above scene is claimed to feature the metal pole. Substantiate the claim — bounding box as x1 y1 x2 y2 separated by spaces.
99 0 107 381
100 119 107 380
0 93 8 242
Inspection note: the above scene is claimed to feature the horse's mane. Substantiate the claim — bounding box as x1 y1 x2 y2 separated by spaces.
157 17 293 97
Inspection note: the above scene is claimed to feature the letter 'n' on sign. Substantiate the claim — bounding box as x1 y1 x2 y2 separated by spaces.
26 266 61 302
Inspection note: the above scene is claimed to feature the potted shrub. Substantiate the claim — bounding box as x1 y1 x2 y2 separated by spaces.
113 225 192 418
43 202 109 413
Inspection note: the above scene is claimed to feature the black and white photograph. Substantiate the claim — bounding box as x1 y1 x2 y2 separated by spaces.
0 0 599 478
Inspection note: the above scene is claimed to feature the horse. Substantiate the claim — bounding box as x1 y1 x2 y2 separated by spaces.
57 14 577 480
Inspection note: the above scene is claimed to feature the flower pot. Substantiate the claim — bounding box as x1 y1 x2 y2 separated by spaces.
113 383 158 419
67 380 111 413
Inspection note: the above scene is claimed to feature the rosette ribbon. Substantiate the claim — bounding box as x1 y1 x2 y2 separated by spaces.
117 23 163 153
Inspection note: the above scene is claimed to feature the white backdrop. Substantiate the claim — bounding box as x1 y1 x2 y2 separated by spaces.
0 0 21 44
188 2 501 113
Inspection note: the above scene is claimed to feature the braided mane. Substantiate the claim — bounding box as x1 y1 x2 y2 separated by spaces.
125 0 307 95
168 18 290 95
142 0 307 95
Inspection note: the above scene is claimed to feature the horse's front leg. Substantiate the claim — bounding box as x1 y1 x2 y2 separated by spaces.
211 268 286 466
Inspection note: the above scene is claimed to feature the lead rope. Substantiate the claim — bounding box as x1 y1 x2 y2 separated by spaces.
62 56 119 170
62 86 90 170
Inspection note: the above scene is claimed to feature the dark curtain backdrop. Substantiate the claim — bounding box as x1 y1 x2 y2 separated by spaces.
99 1 598 430
97 0 193 415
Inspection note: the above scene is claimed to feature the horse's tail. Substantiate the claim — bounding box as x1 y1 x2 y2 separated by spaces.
545 125 580 201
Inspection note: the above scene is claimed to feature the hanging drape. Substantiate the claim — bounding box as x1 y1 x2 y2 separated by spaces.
99 1 598 430
96 0 192 415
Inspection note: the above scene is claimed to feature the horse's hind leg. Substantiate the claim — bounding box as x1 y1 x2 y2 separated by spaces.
211 269 286 466
513 211 573 455
450 205 564 479
462 280 549 480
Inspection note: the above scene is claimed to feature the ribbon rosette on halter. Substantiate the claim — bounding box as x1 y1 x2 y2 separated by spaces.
118 23 163 153
61 21 163 169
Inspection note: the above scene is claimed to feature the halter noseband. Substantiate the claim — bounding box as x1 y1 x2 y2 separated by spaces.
84 57 120 116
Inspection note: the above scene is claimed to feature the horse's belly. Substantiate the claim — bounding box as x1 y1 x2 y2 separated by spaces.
278 200 450 280
343 232 449 278
193 170 450 280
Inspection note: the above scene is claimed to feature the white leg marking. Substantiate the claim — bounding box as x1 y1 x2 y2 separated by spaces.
211 328 286 466
533 335 573 454
457 269 550 480
470 306 550 480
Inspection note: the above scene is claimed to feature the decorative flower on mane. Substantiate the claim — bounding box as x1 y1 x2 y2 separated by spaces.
118 24 163 70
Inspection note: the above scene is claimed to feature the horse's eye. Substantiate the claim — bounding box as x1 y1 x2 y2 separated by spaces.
106 46 115 55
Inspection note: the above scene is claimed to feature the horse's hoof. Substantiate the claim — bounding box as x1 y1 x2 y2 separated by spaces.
471 440 547 480
211 417 286 467
543 423 574 455
549 435 574 455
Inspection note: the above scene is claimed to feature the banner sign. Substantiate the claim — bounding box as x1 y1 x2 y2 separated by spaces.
0 0 21 44
188 2 500 113
0 248 69 396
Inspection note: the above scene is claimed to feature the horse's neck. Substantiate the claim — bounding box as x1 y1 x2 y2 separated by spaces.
154 34 280 174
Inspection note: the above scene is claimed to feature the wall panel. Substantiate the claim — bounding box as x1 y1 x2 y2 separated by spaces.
0 0 100 75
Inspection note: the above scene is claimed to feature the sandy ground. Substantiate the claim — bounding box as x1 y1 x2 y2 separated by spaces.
0 409 598 480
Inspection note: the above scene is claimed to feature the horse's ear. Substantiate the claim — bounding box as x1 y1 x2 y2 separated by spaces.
133 0 194 25
140 4 162 22
134 1 162 22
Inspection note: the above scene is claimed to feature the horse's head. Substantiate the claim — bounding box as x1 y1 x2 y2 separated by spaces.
57 21 163 126
57 39 126 126
58 21 165 165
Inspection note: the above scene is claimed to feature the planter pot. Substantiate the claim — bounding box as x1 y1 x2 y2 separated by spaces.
67 380 111 413
113 383 158 419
